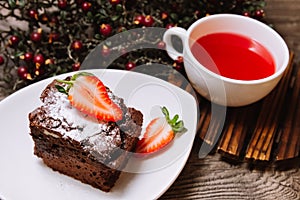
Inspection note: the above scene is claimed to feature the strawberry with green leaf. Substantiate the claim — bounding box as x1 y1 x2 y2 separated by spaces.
136 106 186 154
55 72 123 122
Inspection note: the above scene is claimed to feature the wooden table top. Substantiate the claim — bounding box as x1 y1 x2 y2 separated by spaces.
160 1 300 199
0 0 298 199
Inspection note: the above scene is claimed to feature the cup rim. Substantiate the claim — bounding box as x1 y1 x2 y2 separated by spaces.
184 13 290 85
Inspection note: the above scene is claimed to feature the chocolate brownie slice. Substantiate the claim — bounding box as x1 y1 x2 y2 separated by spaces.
29 78 143 192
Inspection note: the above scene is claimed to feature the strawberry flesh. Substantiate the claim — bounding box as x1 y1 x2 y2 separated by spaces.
136 117 174 154
67 74 123 122
135 106 186 154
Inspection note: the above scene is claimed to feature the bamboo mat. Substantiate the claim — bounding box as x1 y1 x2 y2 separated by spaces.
196 53 300 164
137 53 298 165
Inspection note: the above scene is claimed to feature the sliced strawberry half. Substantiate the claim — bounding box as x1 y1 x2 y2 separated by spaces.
136 107 186 154
55 72 123 122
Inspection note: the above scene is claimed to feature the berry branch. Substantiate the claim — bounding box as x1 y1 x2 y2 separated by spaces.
0 0 266 95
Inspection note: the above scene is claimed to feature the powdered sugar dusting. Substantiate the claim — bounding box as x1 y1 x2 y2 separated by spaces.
34 79 141 163
44 86 107 142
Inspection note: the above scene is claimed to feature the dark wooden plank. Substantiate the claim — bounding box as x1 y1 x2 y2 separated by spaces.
160 137 300 200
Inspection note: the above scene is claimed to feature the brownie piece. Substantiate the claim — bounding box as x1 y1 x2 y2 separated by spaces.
29 79 143 192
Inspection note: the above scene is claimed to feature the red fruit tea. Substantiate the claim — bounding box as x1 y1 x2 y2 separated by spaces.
191 32 275 80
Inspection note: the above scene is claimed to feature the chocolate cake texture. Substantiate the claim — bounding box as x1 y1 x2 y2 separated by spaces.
29 78 143 192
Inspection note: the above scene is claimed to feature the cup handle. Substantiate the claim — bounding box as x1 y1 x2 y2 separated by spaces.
163 27 187 60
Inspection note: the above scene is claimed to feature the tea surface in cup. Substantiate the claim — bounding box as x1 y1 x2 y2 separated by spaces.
190 32 276 80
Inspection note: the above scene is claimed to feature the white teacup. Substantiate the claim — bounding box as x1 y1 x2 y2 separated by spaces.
163 14 290 107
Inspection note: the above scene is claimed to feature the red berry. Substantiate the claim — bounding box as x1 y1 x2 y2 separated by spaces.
100 24 112 37
255 9 264 18
0 56 4 65
81 1 92 12
125 62 136 70
57 0 67 9
133 15 145 25
166 23 175 29
71 40 83 51
33 54 45 66
173 56 184 71
28 9 38 20
243 11 251 17
143 15 154 27
109 0 120 5
157 41 166 49
30 31 42 42
24 52 33 62
173 62 184 71
9 35 20 46
72 62 81 71
17 66 28 80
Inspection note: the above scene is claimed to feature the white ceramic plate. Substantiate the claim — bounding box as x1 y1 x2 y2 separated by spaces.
0 69 198 200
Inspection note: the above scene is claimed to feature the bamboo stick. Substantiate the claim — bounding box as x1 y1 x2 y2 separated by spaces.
276 62 300 160
218 104 260 158
245 53 294 161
